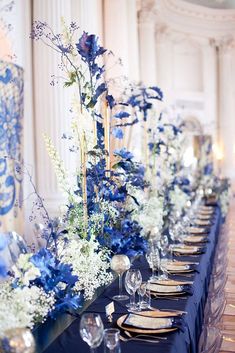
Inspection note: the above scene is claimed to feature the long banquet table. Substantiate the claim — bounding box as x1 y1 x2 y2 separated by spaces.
35 206 221 353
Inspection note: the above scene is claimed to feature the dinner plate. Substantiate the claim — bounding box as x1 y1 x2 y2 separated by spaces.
117 314 177 334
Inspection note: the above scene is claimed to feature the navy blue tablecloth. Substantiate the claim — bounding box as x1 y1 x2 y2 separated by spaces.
41 207 221 353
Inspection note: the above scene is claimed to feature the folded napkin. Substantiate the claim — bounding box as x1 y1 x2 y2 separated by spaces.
149 282 193 296
122 312 185 332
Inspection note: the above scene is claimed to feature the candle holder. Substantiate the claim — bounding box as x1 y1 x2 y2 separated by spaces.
111 255 130 301
0 328 35 353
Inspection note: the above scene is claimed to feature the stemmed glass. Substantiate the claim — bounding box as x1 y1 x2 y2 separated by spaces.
79 313 104 353
125 269 142 311
111 255 130 301
137 281 149 310
103 328 120 353
145 249 159 280
158 235 169 280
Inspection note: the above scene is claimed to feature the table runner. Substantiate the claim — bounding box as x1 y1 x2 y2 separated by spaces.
36 206 221 353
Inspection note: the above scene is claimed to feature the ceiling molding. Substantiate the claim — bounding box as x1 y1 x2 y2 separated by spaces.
138 0 235 41
165 0 235 21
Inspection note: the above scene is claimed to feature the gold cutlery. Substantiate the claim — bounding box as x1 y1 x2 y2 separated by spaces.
124 330 167 340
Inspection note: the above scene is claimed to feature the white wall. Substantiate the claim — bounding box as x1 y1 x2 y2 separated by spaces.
138 0 235 181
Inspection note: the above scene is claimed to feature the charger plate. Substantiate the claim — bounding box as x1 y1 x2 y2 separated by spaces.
151 279 192 286
172 245 203 255
148 283 183 294
194 219 211 226
184 235 207 244
164 261 195 273
187 227 208 234
117 313 177 334
196 214 213 220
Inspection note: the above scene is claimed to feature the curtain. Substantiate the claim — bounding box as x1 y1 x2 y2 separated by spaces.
0 60 24 234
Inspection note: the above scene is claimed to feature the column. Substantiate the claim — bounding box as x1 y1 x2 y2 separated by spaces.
202 39 217 161
71 0 103 40
33 0 75 216
138 9 157 85
218 38 235 181
103 0 140 83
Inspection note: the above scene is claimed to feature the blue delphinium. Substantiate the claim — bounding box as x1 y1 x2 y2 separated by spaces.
29 248 83 316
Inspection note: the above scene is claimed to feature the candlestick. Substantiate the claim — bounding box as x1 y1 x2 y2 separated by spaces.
80 130 88 232
104 102 111 175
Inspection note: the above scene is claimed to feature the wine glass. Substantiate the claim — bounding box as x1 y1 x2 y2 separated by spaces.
125 269 142 311
145 250 159 280
158 235 169 280
103 328 120 353
79 313 104 353
110 254 130 301
137 281 149 309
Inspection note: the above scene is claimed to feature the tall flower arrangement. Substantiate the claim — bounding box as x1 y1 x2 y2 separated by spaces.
31 21 152 257
148 111 190 228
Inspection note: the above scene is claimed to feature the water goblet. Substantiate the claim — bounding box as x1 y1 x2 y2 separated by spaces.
145 249 159 280
125 269 142 311
137 281 149 309
103 328 120 353
79 313 104 353
158 236 170 280
111 255 130 301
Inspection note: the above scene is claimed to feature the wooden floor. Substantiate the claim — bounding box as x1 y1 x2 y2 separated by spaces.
218 200 235 353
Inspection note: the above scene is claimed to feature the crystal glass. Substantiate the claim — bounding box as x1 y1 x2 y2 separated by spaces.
137 281 149 309
103 328 120 353
145 249 159 280
125 269 142 311
158 236 169 280
79 313 104 353
0 328 35 353
110 255 130 301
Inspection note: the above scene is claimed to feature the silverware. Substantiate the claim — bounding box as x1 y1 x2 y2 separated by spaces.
125 330 167 340
120 335 160 343
149 306 187 315
153 295 186 301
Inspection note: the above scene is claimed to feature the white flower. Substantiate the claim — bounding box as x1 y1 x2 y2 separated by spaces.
131 189 165 237
169 185 189 216
58 237 113 300
12 254 41 287
0 282 55 336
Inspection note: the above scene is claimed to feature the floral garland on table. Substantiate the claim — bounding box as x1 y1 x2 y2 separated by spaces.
0 282 55 336
58 237 113 300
